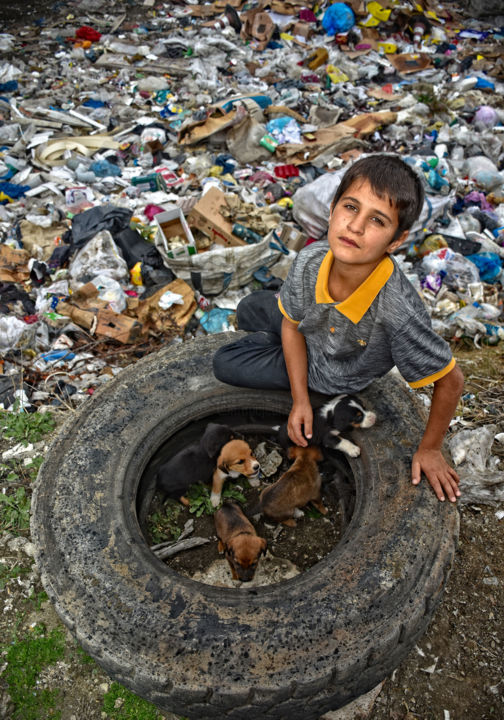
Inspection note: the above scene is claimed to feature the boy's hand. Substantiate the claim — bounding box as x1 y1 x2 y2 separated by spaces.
411 448 461 503
288 401 313 447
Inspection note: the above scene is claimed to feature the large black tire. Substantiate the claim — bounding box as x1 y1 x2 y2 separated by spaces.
31 333 458 720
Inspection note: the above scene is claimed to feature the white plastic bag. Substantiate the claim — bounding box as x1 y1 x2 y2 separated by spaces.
69 230 129 289
91 274 127 313
155 230 287 296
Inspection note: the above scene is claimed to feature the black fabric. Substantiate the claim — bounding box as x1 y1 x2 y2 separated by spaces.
213 291 289 390
66 205 132 250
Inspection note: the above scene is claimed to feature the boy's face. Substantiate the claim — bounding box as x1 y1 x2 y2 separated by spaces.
328 179 409 269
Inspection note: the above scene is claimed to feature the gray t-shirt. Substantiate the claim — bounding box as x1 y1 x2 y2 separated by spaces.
278 241 454 394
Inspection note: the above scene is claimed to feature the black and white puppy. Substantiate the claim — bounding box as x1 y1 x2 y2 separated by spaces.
277 394 376 457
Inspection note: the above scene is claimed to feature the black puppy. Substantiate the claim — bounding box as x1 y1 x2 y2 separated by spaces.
156 423 234 500
277 394 376 457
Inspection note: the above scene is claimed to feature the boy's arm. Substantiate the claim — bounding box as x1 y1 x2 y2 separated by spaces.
281 317 313 446
411 363 464 502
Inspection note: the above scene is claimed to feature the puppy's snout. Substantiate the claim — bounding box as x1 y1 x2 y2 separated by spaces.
361 411 376 428
252 461 260 472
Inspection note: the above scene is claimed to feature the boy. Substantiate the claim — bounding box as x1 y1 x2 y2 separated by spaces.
213 154 464 503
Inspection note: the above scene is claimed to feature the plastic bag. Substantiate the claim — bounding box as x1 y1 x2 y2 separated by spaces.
91 274 127 313
322 3 355 35
448 425 504 505
0 316 29 352
69 230 129 289
466 252 503 283
155 230 286 296
421 248 480 289
200 308 235 334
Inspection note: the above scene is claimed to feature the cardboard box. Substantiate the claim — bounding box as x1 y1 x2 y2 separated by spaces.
279 223 308 252
292 22 314 40
155 207 197 259
188 187 246 247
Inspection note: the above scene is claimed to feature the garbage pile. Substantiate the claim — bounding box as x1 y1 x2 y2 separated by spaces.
0 0 503 420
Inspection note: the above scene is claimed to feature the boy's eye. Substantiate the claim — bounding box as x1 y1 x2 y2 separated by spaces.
344 203 357 212
371 216 385 226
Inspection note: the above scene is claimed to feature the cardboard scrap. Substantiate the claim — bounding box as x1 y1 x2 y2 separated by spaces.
188 186 246 247
95 309 143 344
178 105 246 146
56 278 196 343
20 220 70 261
240 8 275 50
135 278 196 333
389 53 432 74
0 245 31 283
274 111 397 165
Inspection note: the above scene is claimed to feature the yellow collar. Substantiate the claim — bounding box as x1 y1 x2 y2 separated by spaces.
315 252 394 324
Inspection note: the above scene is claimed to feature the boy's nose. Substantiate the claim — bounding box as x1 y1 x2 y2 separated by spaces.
348 215 365 234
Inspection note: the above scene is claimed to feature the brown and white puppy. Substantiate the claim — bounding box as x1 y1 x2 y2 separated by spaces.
260 445 326 527
156 423 259 507
211 439 260 507
215 502 267 582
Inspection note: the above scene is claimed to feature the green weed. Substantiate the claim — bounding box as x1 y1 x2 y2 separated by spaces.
1 623 65 720
304 504 323 519
185 482 247 517
102 682 164 720
149 499 183 544
0 562 30 590
0 455 44 485
25 588 49 611
74 645 96 665
0 486 31 534
0 408 56 446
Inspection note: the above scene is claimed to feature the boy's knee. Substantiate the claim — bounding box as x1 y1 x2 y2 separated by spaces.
212 346 230 383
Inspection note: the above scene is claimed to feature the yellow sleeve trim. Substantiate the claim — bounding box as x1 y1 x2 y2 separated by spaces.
408 357 456 388
278 297 300 325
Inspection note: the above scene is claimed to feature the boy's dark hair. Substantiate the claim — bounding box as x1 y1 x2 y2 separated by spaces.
330 154 424 240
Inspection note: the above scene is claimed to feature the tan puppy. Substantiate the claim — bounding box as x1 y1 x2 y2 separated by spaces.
215 502 267 582
260 446 326 527
210 439 260 507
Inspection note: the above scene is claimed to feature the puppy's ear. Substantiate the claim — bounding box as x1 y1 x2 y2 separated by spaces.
201 423 233 458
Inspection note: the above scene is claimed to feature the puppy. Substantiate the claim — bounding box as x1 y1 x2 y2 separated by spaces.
156 423 259 505
278 394 376 457
210 438 260 507
260 445 326 527
215 501 267 582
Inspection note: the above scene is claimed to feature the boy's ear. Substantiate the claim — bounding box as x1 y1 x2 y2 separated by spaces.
387 229 409 254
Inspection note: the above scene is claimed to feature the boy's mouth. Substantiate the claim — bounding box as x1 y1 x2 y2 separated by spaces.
339 236 359 248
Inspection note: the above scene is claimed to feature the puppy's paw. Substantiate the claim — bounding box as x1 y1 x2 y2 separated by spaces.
210 492 221 508
337 439 361 457
293 508 305 519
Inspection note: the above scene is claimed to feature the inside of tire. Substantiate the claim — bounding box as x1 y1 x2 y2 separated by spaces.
136 408 356 586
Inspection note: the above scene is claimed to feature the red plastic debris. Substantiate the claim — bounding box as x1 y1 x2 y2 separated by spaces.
299 9 317 22
23 314 39 324
75 26 102 42
274 165 300 179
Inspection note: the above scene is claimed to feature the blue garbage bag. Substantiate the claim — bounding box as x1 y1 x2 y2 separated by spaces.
322 3 355 35
466 252 502 283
